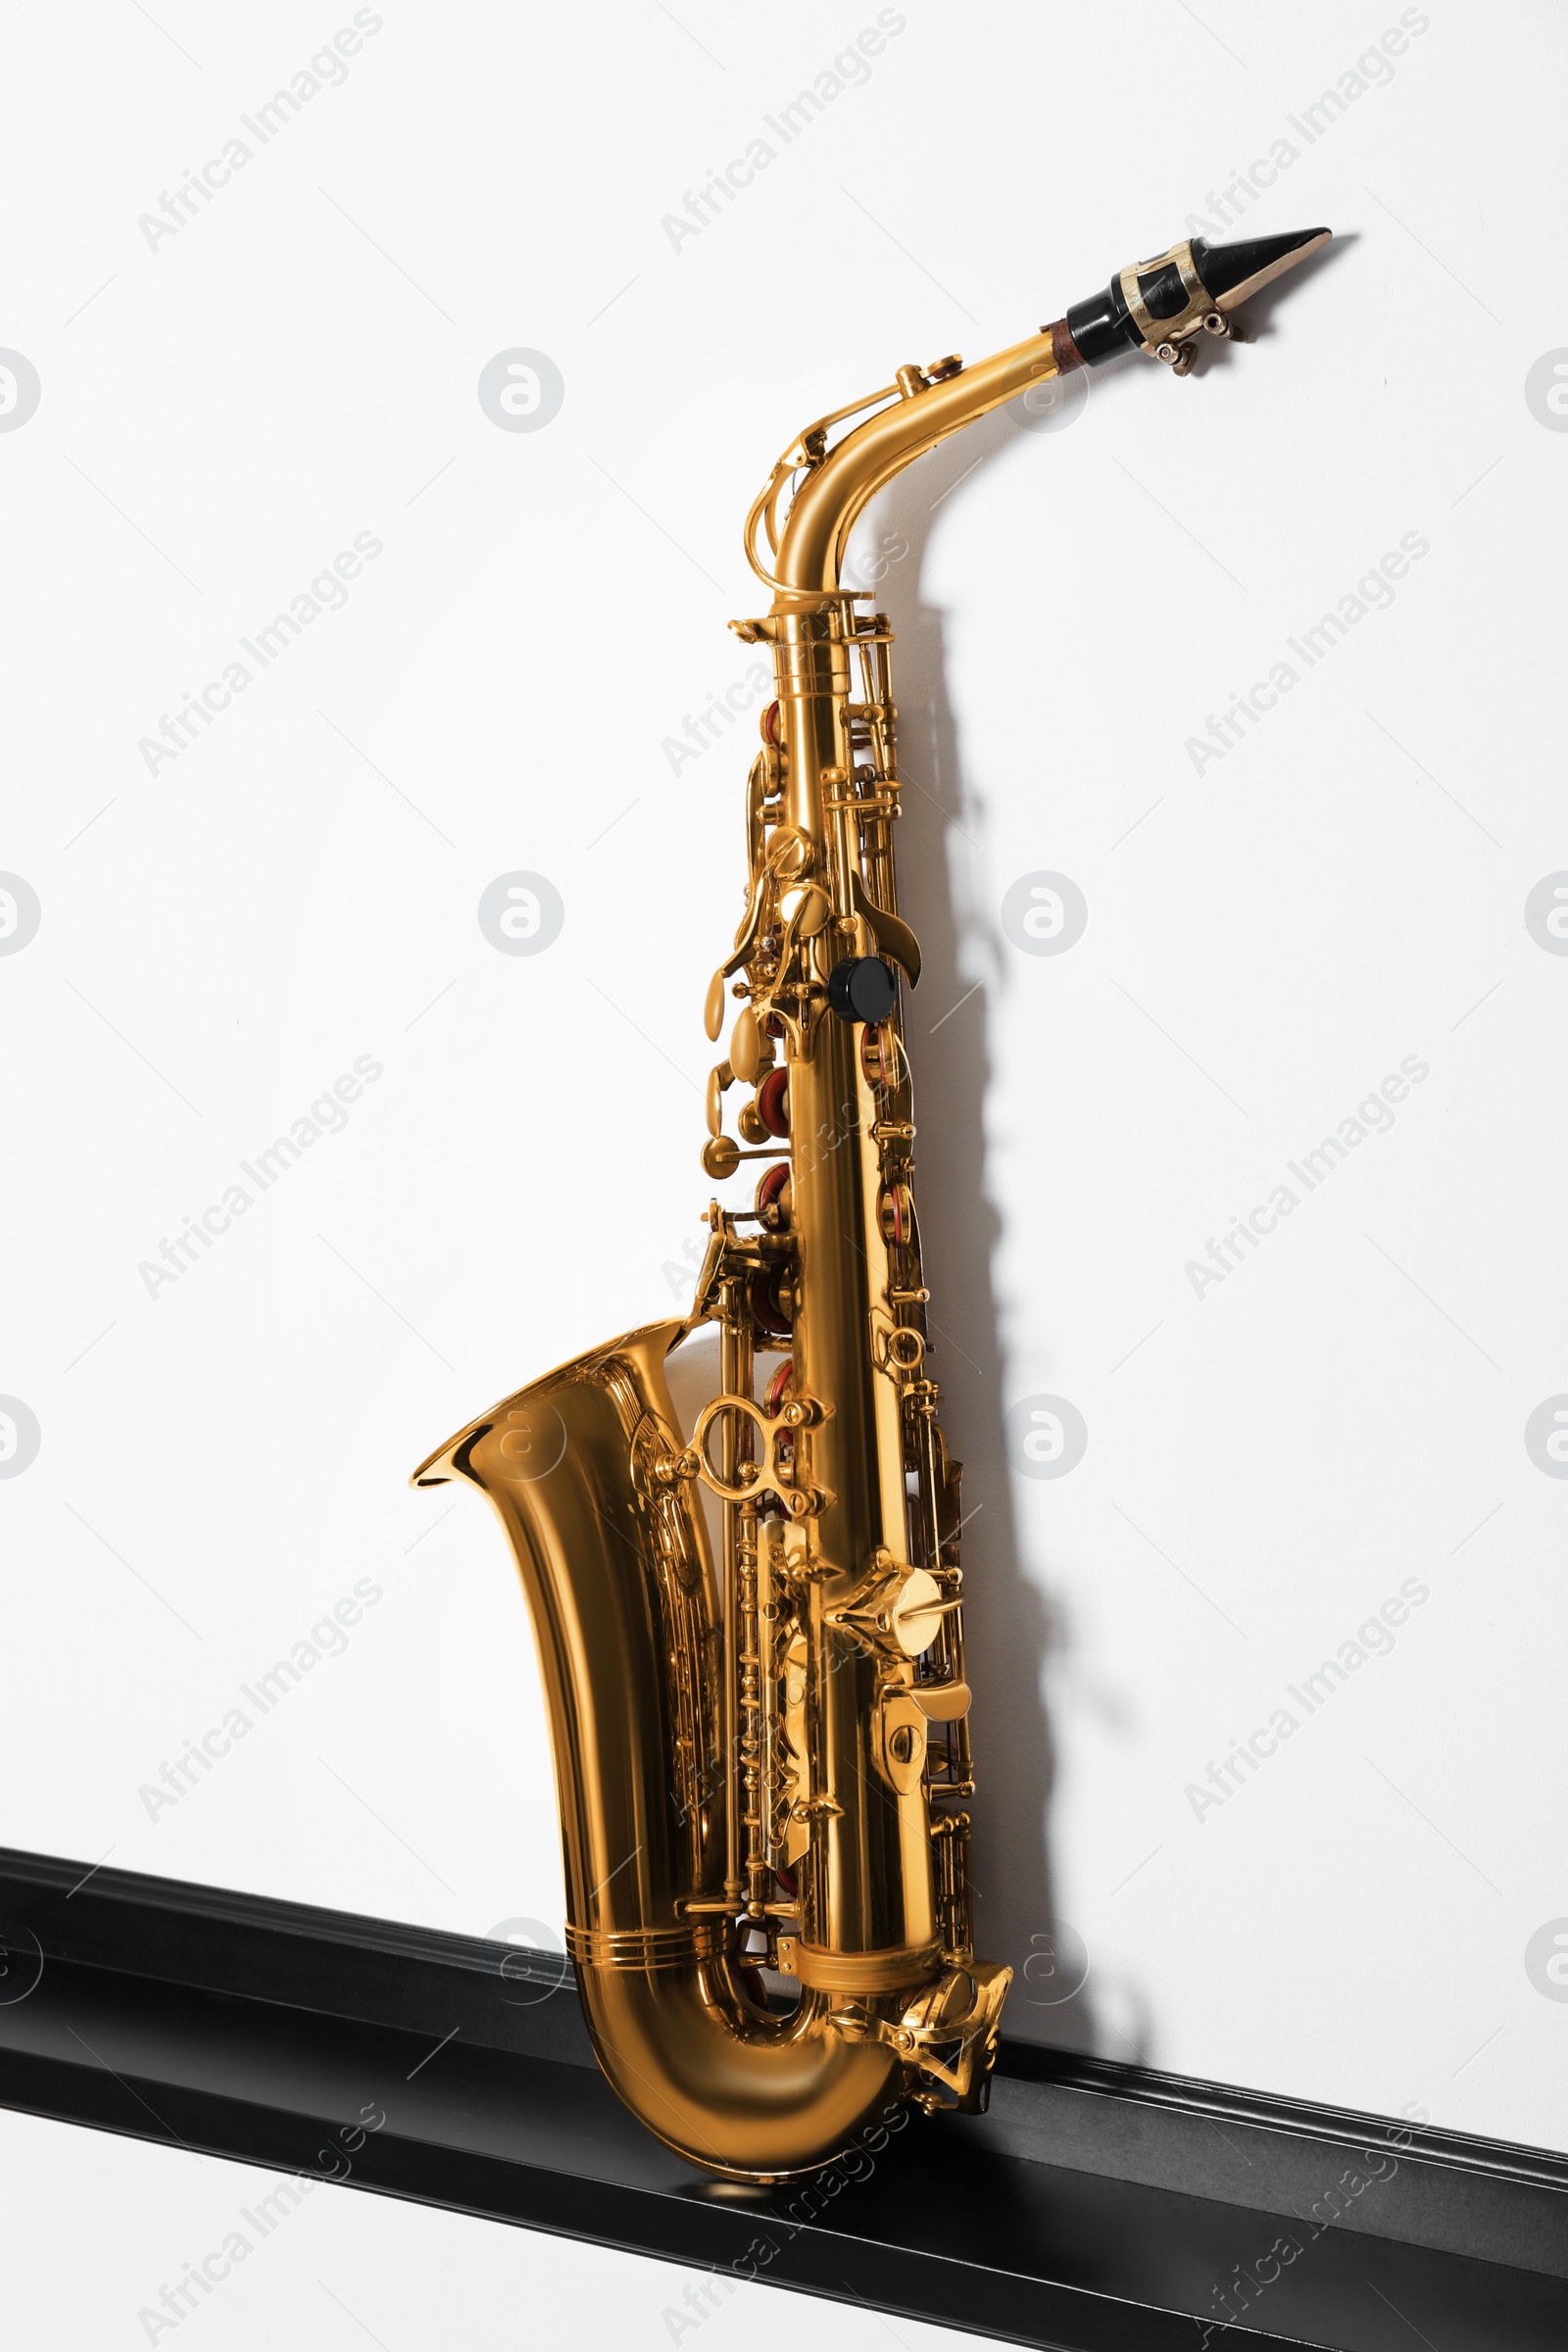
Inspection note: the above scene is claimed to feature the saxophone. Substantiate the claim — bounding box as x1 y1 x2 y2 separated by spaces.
414 225 1329 2182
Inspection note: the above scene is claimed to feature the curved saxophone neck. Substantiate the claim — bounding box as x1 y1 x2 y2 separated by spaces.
768 330 1065 599
761 224 1330 598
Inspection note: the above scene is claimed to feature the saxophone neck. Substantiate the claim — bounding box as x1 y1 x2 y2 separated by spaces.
760 224 1330 596
767 330 1065 598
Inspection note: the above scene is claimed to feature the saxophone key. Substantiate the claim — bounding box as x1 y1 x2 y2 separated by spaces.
755 1163 791 1229
877 1183 915 1247
755 1067 790 1138
730 1005 762 1083
751 1264 793 1341
700 1137 779 1179
705 1060 734 1137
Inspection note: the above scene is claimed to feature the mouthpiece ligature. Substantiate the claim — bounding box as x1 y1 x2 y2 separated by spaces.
1060 225 1332 374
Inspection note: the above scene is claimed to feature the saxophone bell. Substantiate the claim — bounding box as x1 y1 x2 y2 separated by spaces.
413 1319 1001 2180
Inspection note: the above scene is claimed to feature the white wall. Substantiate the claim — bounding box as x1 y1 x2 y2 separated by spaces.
3 0 1564 2178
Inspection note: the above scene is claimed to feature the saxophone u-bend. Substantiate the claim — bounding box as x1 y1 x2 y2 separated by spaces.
413 225 1329 2182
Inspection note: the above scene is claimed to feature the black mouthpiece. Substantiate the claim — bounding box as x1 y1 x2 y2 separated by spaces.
1062 226 1331 368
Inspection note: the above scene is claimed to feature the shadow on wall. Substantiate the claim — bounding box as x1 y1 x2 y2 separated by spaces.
861 400 1103 2057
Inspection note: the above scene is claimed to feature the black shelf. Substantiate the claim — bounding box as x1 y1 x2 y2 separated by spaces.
0 1848 1562 2349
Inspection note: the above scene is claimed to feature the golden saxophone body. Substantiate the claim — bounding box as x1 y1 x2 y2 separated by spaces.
414 226 1328 2181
